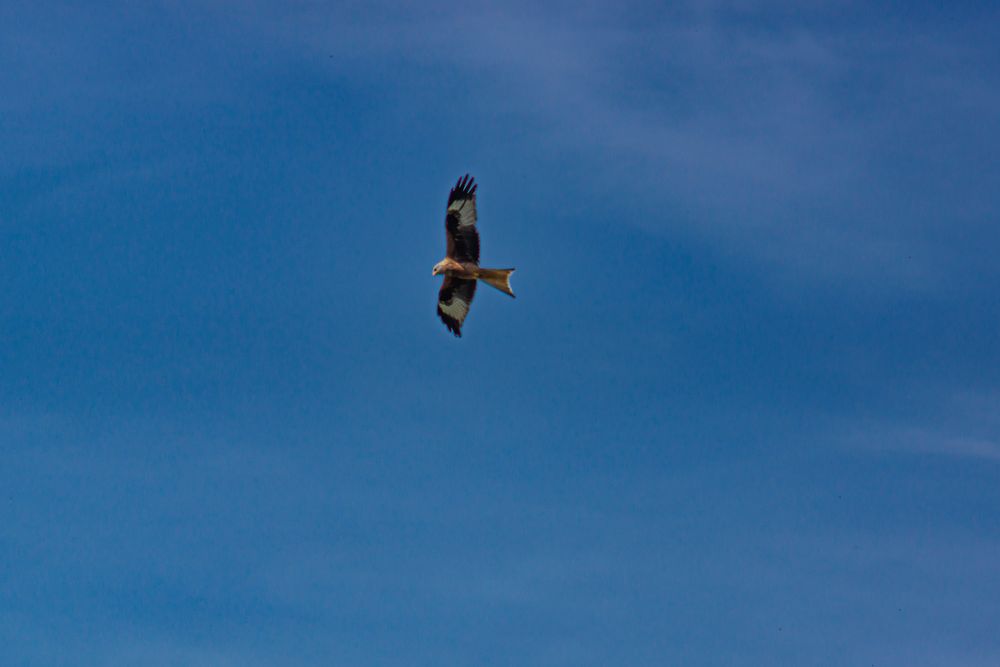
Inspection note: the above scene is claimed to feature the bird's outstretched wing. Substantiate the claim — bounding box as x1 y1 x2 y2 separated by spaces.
437 276 477 337
445 174 479 265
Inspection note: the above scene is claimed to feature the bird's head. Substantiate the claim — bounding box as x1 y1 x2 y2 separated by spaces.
431 261 446 276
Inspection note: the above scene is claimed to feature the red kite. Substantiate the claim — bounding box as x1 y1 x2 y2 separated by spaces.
432 175 515 337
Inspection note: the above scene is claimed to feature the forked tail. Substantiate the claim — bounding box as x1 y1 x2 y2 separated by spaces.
477 268 516 298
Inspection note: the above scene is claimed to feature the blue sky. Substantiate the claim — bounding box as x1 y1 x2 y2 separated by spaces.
2 1 999 664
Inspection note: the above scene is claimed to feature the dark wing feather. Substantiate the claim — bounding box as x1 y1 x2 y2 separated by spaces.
445 174 479 264
437 276 477 337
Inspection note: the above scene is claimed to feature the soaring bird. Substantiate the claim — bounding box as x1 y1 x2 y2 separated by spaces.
432 175 515 337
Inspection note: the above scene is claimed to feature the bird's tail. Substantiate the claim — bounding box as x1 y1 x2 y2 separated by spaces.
477 268 516 298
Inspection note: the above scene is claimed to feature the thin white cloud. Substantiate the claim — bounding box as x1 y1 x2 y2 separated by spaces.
893 430 1000 463
4 0 997 285
240 0 1000 287
844 390 1000 463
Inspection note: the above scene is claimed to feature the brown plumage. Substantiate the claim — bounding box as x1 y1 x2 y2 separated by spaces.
432 175 515 337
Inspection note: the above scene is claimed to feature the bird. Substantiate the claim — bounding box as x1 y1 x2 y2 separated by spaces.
432 174 515 337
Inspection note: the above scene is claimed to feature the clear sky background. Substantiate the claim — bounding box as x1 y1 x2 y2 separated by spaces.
2 1 999 665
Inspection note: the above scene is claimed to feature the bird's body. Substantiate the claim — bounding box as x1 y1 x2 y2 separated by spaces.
432 257 470 276
432 175 515 337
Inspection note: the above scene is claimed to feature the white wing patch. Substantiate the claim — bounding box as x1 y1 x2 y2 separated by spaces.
439 295 471 322
447 198 477 227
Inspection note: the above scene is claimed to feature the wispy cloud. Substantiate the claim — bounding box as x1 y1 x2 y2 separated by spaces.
769 528 1000 665
844 390 1000 463
5 1 996 285
885 429 1000 463
236 0 1000 286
